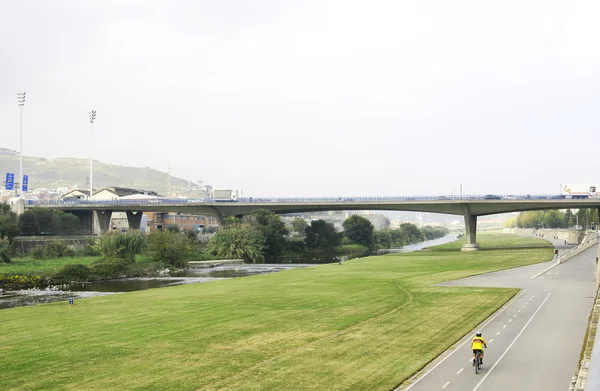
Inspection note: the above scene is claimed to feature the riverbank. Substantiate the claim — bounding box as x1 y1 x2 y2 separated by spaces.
0 234 553 390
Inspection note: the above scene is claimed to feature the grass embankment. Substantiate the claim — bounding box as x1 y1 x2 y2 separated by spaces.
0 234 553 391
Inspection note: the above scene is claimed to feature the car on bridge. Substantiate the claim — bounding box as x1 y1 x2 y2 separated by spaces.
484 194 501 200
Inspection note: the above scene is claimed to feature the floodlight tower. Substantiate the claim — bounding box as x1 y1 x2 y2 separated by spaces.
89 110 96 198
17 92 26 199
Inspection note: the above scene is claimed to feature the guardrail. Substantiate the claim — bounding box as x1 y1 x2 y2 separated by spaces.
25 194 578 206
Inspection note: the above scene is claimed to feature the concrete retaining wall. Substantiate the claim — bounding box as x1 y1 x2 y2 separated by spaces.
508 228 588 245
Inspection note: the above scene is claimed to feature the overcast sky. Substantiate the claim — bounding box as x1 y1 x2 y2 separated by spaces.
1 1 599 197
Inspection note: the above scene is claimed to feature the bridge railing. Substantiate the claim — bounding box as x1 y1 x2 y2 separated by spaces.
25 194 574 206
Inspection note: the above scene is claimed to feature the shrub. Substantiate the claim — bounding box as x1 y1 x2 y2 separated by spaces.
46 241 75 258
0 274 41 290
31 245 46 260
98 231 145 262
53 264 93 283
91 257 132 279
82 237 100 256
207 224 265 263
0 238 12 263
147 230 193 268
31 241 75 259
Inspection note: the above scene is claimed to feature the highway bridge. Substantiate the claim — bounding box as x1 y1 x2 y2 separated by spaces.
23 194 600 251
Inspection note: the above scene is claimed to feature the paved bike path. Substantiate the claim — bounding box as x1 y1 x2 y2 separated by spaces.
398 243 596 391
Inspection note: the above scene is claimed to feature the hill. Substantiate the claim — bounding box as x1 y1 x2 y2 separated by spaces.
0 148 205 197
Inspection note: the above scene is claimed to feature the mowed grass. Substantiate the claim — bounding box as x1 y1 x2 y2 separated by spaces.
432 232 553 251
0 234 553 391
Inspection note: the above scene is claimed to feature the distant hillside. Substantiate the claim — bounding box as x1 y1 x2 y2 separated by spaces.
0 148 204 196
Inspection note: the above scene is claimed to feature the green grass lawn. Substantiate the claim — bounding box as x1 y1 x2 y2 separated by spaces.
0 234 553 391
431 232 553 251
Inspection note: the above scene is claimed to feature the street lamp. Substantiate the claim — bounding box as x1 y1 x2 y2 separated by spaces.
17 92 26 199
89 110 96 199
88 110 96 199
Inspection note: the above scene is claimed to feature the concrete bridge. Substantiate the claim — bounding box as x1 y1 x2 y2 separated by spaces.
21 196 600 251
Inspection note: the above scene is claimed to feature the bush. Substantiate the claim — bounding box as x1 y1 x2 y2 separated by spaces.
31 241 75 259
147 230 193 268
31 245 46 260
0 238 12 263
98 231 145 262
82 237 100 256
207 224 265 263
91 257 132 279
47 241 75 258
0 274 41 290
53 264 93 283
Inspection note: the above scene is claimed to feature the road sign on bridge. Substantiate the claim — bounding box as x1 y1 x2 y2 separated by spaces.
5 173 14 190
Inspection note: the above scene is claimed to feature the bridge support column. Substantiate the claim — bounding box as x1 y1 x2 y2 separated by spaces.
210 207 225 227
126 211 144 230
93 210 113 235
462 207 479 251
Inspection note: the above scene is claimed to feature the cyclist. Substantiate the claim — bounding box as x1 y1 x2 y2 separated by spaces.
472 332 487 365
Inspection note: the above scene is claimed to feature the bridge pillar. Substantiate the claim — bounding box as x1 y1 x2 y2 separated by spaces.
93 210 113 235
462 207 479 251
126 211 144 230
70 210 93 235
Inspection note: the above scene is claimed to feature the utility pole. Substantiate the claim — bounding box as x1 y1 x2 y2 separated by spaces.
89 110 96 199
17 92 26 199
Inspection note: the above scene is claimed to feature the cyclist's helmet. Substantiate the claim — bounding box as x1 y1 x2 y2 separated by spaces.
476 332 482 337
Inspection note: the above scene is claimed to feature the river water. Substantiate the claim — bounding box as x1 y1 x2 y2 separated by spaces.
0 235 458 310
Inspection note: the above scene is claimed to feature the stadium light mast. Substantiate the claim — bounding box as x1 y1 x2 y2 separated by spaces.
17 92 26 199
89 110 96 199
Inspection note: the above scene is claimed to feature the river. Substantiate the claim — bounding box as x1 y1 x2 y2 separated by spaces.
0 235 458 310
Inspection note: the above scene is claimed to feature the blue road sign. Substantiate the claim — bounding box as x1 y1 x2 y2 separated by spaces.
22 175 28 192
5 173 14 190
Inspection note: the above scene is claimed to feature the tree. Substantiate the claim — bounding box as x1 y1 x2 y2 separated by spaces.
291 218 308 235
374 230 393 249
0 202 19 242
305 220 342 252
147 230 194 268
343 215 374 248
207 223 265 263
19 208 81 235
248 209 288 259
399 223 423 244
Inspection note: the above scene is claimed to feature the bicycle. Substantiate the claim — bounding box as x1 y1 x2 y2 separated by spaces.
473 350 482 374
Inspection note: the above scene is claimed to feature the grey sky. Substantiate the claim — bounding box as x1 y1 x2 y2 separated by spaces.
1 1 599 197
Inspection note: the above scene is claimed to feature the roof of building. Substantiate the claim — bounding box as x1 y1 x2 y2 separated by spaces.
94 187 162 197
62 189 91 197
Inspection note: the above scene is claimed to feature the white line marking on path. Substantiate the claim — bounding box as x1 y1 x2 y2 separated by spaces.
402 289 527 390
457 368 464 375
503 325 507 329
489 339 494 343
514 314 517 317
496 332 500 336
508 319 512 323
442 381 450 389
518 310 521 313
471 292 552 391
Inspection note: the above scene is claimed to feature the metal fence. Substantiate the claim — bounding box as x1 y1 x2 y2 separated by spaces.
27 194 569 206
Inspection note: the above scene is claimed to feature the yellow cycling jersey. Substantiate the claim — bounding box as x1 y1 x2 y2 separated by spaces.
472 336 487 350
